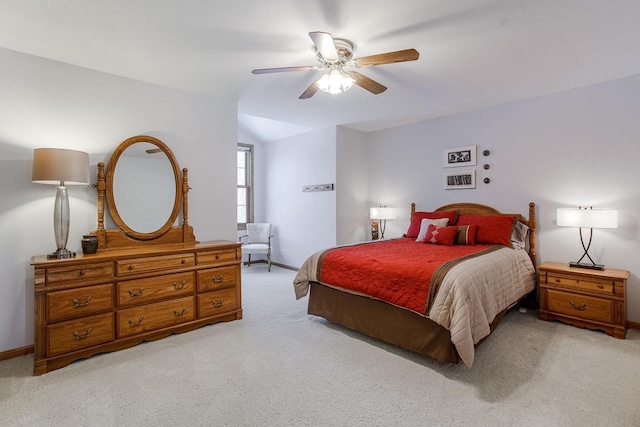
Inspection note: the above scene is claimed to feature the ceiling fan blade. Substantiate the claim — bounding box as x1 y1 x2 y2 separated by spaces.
299 78 321 99
252 66 315 74
351 72 387 94
353 48 419 68
309 31 338 61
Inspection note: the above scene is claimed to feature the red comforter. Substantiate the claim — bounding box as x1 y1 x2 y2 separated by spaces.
319 238 495 315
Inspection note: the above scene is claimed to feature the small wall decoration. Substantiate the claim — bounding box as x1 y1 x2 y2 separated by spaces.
443 145 477 168
444 170 476 190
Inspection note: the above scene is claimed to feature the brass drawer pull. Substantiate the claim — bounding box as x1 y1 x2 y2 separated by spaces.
597 283 604 289
554 278 560 283
128 316 144 327
212 299 225 308
173 307 187 316
212 275 224 283
128 265 135 270
78 270 86 276
173 280 187 290
72 296 92 307
569 301 587 311
181 259 186 264
73 328 92 340
128 287 145 297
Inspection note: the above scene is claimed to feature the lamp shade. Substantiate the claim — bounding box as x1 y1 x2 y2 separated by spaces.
557 208 618 229
32 148 90 185
370 207 397 220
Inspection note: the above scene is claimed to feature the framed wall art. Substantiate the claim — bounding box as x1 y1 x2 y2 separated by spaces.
443 145 476 168
444 170 476 190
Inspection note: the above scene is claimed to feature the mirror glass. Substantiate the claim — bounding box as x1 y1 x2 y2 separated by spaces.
112 142 177 233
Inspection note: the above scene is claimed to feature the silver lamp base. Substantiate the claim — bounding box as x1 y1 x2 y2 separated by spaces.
47 248 76 259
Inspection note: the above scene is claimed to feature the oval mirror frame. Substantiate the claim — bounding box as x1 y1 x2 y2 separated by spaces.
105 135 182 241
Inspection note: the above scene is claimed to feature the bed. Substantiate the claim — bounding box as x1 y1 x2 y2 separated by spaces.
293 202 537 367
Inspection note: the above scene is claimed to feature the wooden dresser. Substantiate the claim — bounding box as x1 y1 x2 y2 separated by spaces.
538 261 629 338
32 240 241 375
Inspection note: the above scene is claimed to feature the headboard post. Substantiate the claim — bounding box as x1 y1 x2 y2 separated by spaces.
528 202 536 264
410 202 416 216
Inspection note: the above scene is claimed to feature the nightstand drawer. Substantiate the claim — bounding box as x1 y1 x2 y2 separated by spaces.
547 289 613 324
545 273 614 295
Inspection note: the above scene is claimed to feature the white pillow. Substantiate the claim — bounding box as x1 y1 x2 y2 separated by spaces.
416 218 449 242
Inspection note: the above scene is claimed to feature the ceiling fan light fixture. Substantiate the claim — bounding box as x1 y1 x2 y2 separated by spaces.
316 69 355 95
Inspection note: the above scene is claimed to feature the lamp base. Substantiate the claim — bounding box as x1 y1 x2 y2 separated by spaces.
569 261 605 271
47 248 76 260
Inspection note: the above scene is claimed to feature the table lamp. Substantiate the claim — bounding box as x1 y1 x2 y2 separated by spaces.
32 148 90 259
556 206 618 270
370 206 396 239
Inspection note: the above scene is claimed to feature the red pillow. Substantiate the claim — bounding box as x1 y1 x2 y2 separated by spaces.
424 225 457 246
455 225 478 245
406 211 457 239
456 214 515 247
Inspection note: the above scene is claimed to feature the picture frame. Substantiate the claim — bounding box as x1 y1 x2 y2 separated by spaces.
443 145 477 168
444 170 476 190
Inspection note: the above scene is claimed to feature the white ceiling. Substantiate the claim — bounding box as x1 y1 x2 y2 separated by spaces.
1 0 640 142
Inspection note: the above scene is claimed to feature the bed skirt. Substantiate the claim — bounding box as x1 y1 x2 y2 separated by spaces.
308 282 507 364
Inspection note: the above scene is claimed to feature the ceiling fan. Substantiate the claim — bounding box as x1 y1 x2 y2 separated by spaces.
251 31 419 99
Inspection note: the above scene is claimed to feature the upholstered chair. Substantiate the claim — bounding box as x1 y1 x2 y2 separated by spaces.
239 223 273 271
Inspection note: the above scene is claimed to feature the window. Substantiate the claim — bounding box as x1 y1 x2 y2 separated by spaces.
237 144 253 230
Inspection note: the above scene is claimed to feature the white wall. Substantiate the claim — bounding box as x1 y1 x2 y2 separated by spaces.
0 48 237 353
336 127 368 245
263 127 337 268
366 74 640 322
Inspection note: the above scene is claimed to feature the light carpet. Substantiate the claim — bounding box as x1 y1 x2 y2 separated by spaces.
1 265 639 426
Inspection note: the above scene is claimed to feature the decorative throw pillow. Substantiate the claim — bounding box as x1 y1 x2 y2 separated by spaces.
424 225 457 246
456 214 516 247
511 221 530 250
455 224 478 245
415 218 450 242
406 211 457 239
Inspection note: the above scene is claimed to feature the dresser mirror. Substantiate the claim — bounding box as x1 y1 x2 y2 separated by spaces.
95 135 195 249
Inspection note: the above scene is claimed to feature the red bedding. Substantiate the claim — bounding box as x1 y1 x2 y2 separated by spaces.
319 238 495 315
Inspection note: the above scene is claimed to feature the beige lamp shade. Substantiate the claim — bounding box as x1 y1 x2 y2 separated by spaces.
556 208 618 229
32 148 90 185
370 207 397 220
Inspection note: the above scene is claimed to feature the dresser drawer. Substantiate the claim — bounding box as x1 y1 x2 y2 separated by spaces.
198 288 238 318
547 289 613 324
46 262 114 284
197 249 238 265
197 266 237 292
544 273 614 295
117 272 195 307
116 296 195 338
46 312 115 356
46 284 114 322
117 254 195 276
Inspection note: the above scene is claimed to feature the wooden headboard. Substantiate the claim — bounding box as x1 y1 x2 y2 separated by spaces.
410 202 537 264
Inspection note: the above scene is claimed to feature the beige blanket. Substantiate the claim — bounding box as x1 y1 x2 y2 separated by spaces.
293 246 535 368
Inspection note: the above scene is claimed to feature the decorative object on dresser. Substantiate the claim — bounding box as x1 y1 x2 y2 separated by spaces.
32 148 90 259
538 261 628 338
369 206 396 239
556 206 618 270
31 135 242 375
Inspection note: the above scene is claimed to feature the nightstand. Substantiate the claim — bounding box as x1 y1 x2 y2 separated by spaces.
538 262 629 338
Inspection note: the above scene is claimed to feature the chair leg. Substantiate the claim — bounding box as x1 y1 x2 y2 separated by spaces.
267 250 271 272
248 254 251 266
